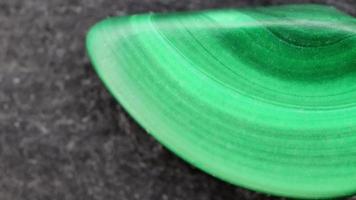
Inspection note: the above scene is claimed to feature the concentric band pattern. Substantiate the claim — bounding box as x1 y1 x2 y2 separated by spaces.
87 4 356 198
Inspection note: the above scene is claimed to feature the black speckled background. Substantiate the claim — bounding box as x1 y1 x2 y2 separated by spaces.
1 0 356 199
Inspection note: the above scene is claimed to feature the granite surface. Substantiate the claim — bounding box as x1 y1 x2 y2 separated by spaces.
1 0 356 199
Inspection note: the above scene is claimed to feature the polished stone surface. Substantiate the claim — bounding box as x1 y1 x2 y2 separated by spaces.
2 0 356 199
87 4 356 198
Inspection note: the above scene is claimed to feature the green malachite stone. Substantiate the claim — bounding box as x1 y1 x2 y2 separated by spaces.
86 4 356 199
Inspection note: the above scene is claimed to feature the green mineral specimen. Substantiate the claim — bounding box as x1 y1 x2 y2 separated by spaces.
86 4 356 199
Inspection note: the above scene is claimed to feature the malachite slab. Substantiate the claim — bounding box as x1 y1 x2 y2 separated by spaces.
86 4 356 199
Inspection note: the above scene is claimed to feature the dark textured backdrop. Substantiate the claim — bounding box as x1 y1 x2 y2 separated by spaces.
1 0 356 199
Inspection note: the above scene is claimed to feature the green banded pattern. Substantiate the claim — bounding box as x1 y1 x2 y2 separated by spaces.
86 4 356 199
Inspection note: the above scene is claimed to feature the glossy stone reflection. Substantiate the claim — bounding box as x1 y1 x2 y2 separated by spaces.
87 5 356 199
